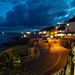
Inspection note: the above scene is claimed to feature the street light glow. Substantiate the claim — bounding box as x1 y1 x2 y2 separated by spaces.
26 32 31 34
43 31 46 34
51 36 53 38
60 30 61 32
24 35 27 37
55 31 57 34
39 31 42 34
2 32 4 34
21 32 23 34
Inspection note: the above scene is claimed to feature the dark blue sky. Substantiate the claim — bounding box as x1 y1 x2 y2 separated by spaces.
0 0 75 32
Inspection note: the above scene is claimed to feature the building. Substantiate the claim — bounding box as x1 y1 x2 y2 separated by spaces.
55 24 65 30
65 22 75 38
40 26 55 37
55 26 65 37
50 24 65 38
52 23 75 38
66 22 75 32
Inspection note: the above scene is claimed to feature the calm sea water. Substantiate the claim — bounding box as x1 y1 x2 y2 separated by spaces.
0 33 40 50
0 34 24 50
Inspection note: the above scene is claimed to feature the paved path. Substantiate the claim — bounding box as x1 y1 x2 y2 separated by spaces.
24 40 71 75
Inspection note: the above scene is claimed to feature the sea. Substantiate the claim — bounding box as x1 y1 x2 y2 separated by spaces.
0 33 40 50
0 34 24 50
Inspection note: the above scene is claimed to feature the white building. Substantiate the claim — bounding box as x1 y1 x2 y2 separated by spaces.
65 22 75 38
66 22 75 32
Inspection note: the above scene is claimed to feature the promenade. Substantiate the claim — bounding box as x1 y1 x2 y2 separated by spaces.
24 39 71 75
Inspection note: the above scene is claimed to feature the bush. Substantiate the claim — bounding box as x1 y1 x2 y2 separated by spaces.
0 52 21 69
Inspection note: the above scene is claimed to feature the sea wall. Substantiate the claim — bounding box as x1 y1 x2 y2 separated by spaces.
57 39 69 49
57 39 74 49
1 45 29 55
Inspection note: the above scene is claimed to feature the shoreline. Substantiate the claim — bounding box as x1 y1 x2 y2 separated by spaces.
1 37 29 46
0 34 41 52
0 37 30 52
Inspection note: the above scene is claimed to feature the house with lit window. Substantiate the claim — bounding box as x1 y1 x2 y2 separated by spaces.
65 22 75 38
40 26 55 37
56 26 65 37
52 24 66 38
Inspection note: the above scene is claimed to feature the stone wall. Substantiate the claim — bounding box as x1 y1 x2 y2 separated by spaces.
57 39 69 49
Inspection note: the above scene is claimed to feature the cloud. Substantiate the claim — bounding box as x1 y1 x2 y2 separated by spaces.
0 0 75 32
0 26 39 32
0 16 7 25
0 0 27 4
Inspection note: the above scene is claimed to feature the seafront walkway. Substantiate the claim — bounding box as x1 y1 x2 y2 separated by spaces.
24 39 71 75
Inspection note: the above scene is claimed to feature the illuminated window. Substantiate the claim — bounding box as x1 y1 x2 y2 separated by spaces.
57 34 64 36
51 32 53 34
68 34 71 36
60 30 61 32
26 32 31 34
43 31 46 34
55 31 57 34
73 34 75 36
67 24 69 26
39 32 42 34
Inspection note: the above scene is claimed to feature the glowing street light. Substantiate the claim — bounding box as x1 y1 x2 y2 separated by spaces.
60 30 61 32
50 36 53 38
55 31 57 34
2 32 4 34
24 35 27 37
21 32 23 34
26 32 31 34
43 31 46 34
39 31 42 34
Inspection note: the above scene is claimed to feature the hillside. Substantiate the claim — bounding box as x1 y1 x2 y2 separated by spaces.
40 26 55 31
68 17 75 22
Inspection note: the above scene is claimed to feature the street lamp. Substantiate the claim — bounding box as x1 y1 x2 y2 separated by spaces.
55 31 57 34
43 31 46 34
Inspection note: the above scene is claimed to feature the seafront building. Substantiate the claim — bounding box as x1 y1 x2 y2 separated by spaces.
65 22 75 38
49 22 75 38
49 24 65 38
55 24 65 37
37 17 75 39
